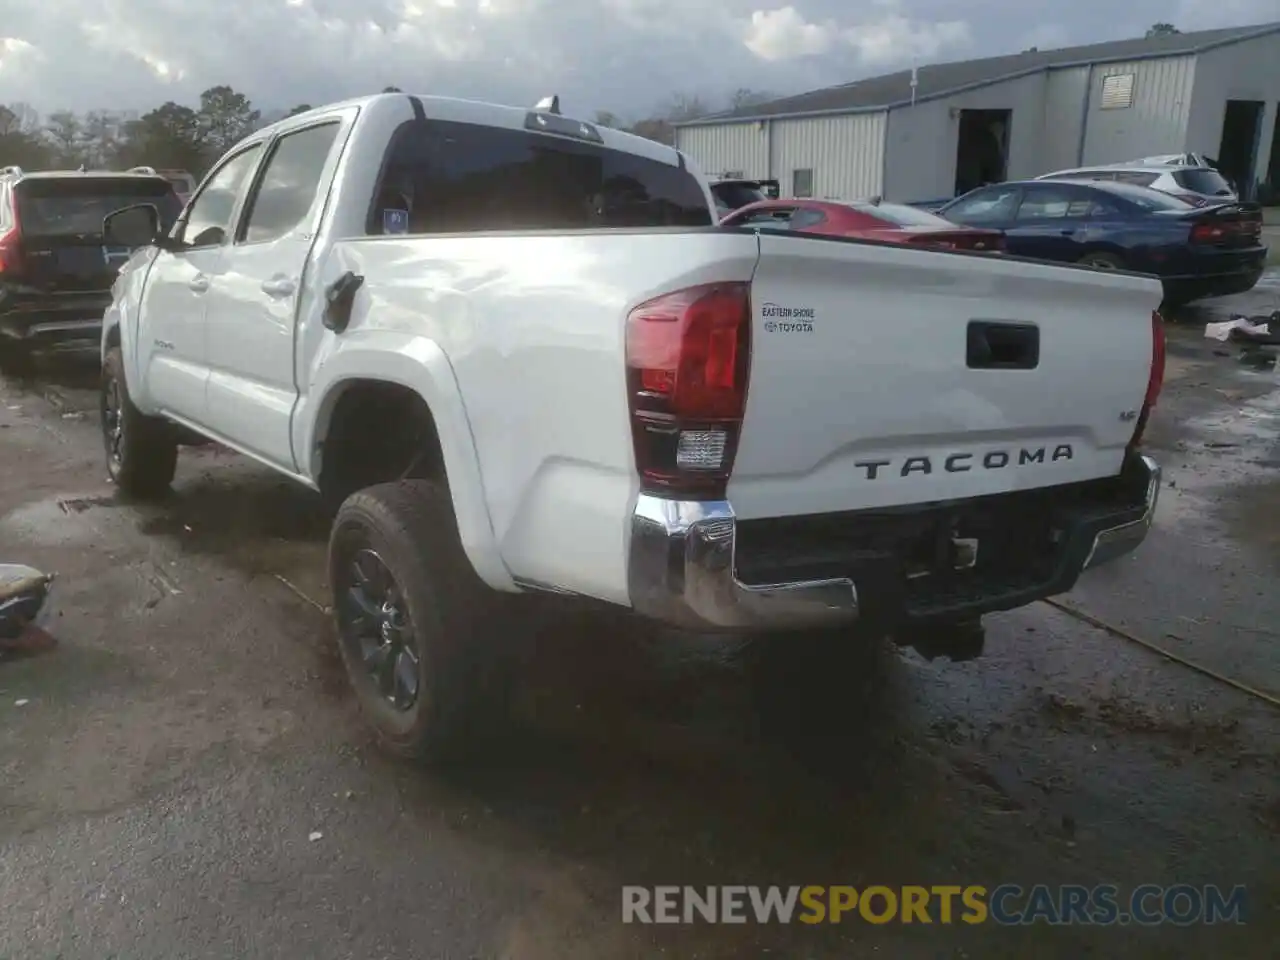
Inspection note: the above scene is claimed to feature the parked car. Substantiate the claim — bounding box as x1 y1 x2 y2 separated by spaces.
0 165 184 357
1036 162 1236 206
721 197 1004 251
936 178 1266 306
1135 153 1216 169
100 91 1165 763
709 177 779 217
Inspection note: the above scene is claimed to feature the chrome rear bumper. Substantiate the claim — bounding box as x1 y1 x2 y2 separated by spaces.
1082 455 1162 570
627 496 858 631
626 455 1160 633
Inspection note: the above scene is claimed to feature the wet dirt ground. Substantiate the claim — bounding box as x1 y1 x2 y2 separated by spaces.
2 279 1280 959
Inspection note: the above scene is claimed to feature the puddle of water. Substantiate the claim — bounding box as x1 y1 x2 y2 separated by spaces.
1184 386 1280 446
0 496 112 547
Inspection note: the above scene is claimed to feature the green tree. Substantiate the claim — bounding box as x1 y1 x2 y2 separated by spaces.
382 86 402 93
286 103 313 117
593 110 620 128
116 101 206 174
80 110 119 168
197 85 260 158
0 104 53 170
1146 23 1180 37
43 110 87 167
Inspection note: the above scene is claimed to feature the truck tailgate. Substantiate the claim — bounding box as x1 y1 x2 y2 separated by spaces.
728 234 1162 520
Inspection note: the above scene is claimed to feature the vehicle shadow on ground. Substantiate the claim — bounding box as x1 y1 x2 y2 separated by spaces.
136 450 965 895
0 347 100 395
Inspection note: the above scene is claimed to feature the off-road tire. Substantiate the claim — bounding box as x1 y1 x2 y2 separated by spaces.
328 479 519 764
101 347 178 499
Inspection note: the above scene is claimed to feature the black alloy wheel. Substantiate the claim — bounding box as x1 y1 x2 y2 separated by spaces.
335 546 422 712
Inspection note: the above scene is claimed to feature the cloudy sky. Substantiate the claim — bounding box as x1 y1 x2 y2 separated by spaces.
1 0 1276 120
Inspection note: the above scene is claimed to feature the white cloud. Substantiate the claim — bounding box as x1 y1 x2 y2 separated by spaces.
0 0 1276 121
745 7 839 61
842 12 970 67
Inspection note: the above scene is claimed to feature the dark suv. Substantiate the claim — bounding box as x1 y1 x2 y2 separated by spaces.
0 166 182 355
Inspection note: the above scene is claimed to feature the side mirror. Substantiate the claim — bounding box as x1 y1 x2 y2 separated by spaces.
103 203 162 249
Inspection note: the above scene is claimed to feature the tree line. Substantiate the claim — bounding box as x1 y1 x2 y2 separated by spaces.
1 85 772 178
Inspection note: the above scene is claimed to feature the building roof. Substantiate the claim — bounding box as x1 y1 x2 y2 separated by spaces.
681 21 1280 125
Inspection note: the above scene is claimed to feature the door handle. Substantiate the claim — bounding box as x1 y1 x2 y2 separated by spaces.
967 320 1039 370
188 274 209 293
260 276 296 298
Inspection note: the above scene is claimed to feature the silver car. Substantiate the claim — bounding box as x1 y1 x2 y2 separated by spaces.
1036 162 1236 206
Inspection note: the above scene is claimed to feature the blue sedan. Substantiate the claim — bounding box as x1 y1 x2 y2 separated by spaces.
935 179 1268 306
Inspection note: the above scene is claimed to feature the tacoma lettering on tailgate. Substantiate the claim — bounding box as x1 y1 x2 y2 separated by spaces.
854 445 1074 480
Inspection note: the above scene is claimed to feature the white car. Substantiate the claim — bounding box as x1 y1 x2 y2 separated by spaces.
99 92 1166 762
1036 162 1237 206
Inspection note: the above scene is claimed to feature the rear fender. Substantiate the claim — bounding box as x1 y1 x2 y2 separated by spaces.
298 331 515 592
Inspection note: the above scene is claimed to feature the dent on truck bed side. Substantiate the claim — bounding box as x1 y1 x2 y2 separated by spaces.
297 327 516 592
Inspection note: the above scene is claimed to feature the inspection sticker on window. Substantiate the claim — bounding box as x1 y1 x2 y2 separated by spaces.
383 208 409 235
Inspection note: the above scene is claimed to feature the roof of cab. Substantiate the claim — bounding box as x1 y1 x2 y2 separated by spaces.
256 92 688 169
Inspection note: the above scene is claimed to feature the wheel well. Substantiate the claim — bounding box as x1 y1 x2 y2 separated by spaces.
105 325 121 350
1078 245 1126 262
318 380 445 506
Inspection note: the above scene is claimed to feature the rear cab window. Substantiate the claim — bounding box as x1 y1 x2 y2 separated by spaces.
15 176 183 237
367 120 712 235
1172 169 1233 196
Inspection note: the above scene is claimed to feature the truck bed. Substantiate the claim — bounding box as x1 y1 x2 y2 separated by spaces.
313 227 1162 605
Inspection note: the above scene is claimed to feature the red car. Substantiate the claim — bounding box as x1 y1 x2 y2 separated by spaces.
720 197 1005 252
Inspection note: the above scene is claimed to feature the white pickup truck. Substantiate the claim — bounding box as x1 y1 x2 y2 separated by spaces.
99 92 1165 762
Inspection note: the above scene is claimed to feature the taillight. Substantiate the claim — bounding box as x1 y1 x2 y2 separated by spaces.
625 282 751 498
1190 221 1228 243
0 228 19 276
0 190 20 277
1129 310 1166 449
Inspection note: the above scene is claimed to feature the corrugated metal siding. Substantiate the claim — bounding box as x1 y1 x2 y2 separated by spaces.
1081 56 1196 164
882 73 1047 202
1184 34 1280 190
673 123 769 179
1040 66 1090 172
769 113 886 199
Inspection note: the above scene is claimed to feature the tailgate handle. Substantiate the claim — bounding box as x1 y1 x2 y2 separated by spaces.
967 321 1039 370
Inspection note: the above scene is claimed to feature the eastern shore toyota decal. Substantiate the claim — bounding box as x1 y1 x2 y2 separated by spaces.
760 302 815 333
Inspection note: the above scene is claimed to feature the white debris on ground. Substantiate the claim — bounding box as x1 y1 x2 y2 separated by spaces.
1205 316 1270 341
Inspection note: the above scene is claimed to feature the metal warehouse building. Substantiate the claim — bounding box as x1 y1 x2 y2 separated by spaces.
675 22 1280 205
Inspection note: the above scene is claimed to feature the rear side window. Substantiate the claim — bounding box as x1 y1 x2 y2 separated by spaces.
852 203 954 227
15 177 183 237
1099 182 1197 212
368 120 711 235
1015 184 1095 220
943 186 1021 224
1113 171 1159 187
239 122 340 244
1173 169 1233 196
711 182 767 212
